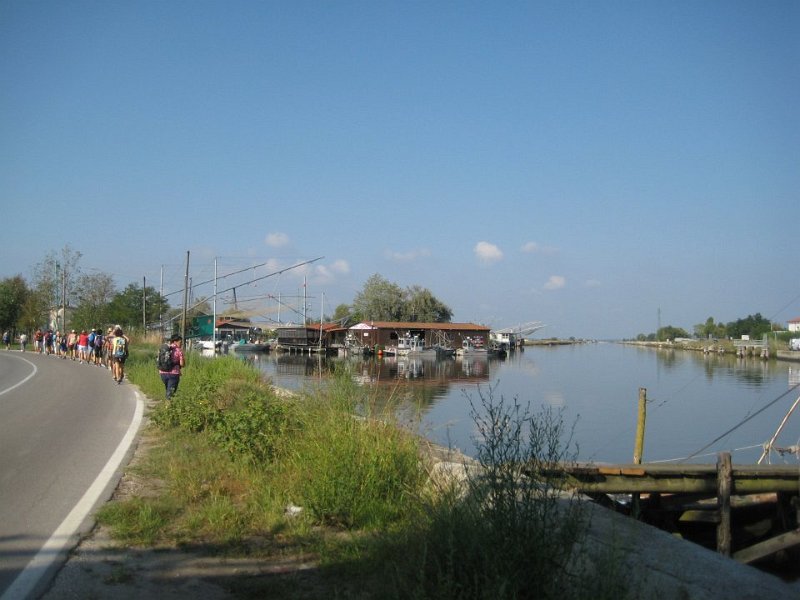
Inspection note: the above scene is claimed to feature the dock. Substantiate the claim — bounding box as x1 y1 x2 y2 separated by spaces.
534 452 800 567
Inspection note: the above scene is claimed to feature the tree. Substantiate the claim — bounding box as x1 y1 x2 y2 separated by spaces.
352 274 406 321
0 275 30 332
351 275 453 323
693 317 727 340
657 325 689 342
726 313 772 339
402 285 453 322
332 303 357 326
70 271 117 330
30 245 83 331
107 283 170 331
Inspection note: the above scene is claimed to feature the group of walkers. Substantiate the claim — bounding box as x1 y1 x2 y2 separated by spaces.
3 327 186 398
3 326 131 384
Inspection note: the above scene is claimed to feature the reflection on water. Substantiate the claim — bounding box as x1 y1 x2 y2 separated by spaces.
220 345 799 465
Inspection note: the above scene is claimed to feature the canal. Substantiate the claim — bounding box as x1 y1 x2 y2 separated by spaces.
234 343 800 465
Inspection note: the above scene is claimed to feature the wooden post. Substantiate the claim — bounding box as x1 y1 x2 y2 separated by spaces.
632 388 647 518
634 388 647 464
717 451 732 556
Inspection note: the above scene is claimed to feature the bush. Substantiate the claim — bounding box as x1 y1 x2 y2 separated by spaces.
149 355 300 464
387 387 629 600
291 371 425 530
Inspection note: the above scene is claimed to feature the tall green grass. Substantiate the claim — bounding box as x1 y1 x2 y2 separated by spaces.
288 371 425 529
110 347 629 598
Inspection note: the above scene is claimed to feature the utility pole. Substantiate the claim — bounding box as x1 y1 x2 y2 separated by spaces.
142 276 147 333
181 251 190 341
61 264 67 333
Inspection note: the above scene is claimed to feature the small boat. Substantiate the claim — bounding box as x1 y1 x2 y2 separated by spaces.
232 340 271 352
456 337 488 357
396 335 438 357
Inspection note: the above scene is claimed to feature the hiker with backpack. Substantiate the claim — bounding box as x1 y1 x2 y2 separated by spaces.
157 334 185 399
92 329 104 365
110 326 130 383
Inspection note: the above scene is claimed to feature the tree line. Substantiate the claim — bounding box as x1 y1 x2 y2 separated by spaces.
0 246 173 336
634 313 781 342
1 252 455 337
331 274 453 325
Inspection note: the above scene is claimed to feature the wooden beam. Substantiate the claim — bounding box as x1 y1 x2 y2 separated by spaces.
733 529 800 564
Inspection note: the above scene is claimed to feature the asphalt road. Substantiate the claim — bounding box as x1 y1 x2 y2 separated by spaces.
0 350 143 599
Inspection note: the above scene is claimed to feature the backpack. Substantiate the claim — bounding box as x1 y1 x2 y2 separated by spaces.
113 336 127 358
94 334 104 349
157 343 175 371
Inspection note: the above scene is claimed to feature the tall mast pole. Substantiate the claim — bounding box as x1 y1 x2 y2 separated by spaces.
213 257 217 350
181 251 190 341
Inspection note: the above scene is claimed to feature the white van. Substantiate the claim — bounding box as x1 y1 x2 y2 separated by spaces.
790 338 800 351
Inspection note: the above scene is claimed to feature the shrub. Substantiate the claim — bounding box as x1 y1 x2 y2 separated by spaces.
291 371 425 530
387 387 628 600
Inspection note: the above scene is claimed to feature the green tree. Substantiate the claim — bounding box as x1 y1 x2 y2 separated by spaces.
70 271 117 330
0 275 30 332
402 285 453 322
657 325 689 341
107 283 170 331
693 317 727 339
31 246 83 327
332 303 358 326
351 275 453 323
352 274 406 321
726 313 772 339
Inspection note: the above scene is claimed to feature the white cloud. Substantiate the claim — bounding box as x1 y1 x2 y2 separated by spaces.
474 241 503 265
310 259 351 284
544 275 566 290
265 232 290 247
521 241 540 253
386 248 431 262
521 241 558 255
330 259 350 274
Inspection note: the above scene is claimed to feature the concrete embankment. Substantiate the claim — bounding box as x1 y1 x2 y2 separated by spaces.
430 453 799 600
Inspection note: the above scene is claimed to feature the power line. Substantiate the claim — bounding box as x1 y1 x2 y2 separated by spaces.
680 382 800 463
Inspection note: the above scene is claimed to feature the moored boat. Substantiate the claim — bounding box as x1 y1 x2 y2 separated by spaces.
456 337 488 357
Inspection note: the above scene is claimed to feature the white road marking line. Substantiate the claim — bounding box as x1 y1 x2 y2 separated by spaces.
0 389 145 600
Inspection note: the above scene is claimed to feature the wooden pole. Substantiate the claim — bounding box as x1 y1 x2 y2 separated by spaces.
634 387 647 464
632 387 647 518
717 451 732 556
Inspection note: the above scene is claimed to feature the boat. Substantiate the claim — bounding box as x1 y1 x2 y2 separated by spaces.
396 335 439 357
194 339 221 351
232 339 271 352
456 337 488 357
490 321 546 351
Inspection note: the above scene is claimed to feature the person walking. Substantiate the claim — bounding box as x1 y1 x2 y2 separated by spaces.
158 334 185 399
2 330 10 350
111 326 129 383
19 332 27 352
77 330 89 363
67 330 78 360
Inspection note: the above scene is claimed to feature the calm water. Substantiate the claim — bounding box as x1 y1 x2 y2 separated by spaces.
235 343 800 465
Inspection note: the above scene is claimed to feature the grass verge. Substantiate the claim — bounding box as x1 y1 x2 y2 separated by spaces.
97 345 630 599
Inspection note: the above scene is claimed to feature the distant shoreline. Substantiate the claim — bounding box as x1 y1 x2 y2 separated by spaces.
621 339 800 363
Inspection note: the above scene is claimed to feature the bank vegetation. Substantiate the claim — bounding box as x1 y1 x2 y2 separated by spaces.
98 342 631 599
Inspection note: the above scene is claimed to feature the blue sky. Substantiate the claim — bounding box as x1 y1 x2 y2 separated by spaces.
1 1 798 339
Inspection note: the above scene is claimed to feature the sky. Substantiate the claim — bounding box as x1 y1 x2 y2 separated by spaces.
1 1 798 339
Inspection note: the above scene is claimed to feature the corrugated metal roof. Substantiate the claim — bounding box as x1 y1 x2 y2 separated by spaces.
351 321 490 331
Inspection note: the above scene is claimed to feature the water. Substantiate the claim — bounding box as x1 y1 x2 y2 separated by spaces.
234 343 800 465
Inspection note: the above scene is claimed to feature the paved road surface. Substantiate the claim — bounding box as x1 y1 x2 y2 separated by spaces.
0 350 143 599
